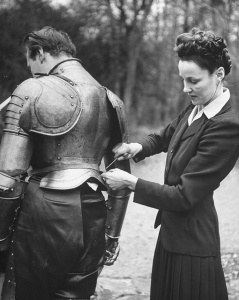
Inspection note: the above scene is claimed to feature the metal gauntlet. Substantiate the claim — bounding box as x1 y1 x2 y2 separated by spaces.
106 193 131 238
105 159 131 239
104 159 131 266
0 172 28 251
103 87 131 266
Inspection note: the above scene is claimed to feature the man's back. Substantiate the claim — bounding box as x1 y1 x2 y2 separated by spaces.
0 27 131 300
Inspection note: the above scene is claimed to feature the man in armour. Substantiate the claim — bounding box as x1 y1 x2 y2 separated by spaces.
0 26 131 300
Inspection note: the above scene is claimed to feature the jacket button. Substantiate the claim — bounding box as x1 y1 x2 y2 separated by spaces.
170 149 173 153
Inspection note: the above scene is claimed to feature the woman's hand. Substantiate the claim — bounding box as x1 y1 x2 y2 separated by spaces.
113 143 142 161
101 168 138 191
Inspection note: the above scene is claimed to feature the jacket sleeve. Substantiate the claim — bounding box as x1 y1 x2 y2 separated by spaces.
134 116 239 212
134 105 192 162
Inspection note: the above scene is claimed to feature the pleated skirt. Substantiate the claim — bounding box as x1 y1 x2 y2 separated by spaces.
150 238 228 300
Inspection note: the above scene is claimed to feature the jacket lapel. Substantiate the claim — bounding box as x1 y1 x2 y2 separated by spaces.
181 100 232 140
168 110 191 152
165 100 232 180
165 110 206 181
181 114 207 140
164 111 190 178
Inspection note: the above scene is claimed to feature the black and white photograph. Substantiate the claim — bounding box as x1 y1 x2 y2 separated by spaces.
0 0 239 299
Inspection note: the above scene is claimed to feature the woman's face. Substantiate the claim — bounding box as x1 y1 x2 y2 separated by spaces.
178 60 220 107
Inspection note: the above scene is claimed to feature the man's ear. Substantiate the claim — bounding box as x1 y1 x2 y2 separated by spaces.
38 48 45 64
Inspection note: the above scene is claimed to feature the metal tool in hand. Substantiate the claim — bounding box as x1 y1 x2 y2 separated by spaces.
105 158 118 170
105 149 132 170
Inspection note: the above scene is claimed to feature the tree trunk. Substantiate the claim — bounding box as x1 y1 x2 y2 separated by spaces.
183 0 190 32
124 29 142 114
123 0 154 114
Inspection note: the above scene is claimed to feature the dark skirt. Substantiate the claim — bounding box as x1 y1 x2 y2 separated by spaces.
151 238 228 300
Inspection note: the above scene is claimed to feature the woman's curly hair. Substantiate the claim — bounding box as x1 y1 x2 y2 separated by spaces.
174 28 232 76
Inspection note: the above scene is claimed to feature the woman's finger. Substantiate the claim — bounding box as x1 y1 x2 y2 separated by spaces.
112 143 124 152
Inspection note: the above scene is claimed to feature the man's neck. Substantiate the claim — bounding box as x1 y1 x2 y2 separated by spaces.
41 53 73 75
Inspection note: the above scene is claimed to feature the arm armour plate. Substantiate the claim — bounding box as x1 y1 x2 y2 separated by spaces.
104 88 131 238
0 79 35 251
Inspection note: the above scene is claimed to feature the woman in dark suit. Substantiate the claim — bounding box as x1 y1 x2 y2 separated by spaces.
102 28 239 300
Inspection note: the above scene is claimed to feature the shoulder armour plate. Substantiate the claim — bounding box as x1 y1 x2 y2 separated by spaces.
19 76 82 136
104 88 129 143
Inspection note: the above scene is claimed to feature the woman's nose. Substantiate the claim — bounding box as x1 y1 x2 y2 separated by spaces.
183 84 192 93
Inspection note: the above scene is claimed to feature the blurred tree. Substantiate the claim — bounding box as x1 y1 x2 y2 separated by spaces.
105 0 154 114
132 0 239 126
68 0 154 114
0 0 239 128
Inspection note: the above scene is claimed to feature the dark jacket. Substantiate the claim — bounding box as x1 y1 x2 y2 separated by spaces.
134 100 239 256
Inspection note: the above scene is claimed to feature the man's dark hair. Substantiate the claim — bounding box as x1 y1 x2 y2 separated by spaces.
23 26 76 59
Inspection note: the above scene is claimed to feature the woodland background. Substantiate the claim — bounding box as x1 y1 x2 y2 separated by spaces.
0 0 239 130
